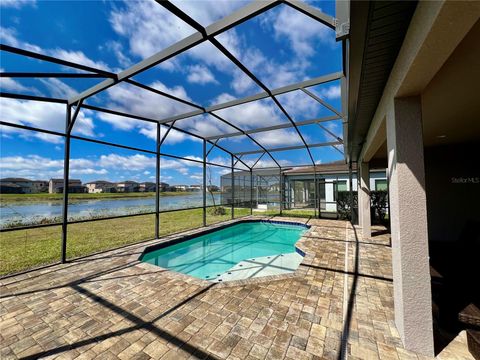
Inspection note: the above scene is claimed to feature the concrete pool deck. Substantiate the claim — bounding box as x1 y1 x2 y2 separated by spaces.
0 216 471 359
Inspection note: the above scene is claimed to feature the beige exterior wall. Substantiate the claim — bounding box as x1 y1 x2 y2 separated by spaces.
356 1 479 356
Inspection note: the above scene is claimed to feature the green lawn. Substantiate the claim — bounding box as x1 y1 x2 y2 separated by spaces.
0 191 206 203
0 207 250 275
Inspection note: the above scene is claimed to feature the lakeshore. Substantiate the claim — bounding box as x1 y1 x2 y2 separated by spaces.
0 192 222 227
0 191 216 203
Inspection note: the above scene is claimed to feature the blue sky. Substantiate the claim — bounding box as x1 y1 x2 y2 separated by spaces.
0 0 343 186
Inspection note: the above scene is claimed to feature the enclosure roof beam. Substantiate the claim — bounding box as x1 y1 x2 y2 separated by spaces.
283 0 336 30
81 103 252 170
317 123 343 143
300 87 343 118
159 71 342 124
0 72 108 78
1 45 203 114
0 91 67 104
0 92 250 170
209 112 281 169
205 115 340 140
251 152 266 169
156 1 316 167
67 0 280 105
234 141 342 156
0 44 114 77
157 0 283 169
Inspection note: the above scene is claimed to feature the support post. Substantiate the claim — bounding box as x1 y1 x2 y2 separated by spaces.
250 169 253 216
61 105 71 263
231 154 234 220
313 169 318 218
279 168 283 216
203 139 207 227
358 161 371 238
386 96 433 356
348 161 354 223
155 123 160 238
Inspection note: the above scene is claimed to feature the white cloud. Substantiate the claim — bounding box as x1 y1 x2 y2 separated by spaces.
208 156 229 167
109 0 195 61
0 97 95 141
39 78 78 99
212 94 284 130
311 84 341 101
94 81 202 144
104 41 132 68
247 158 291 169
98 154 155 171
0 26 41 53
190 172 203 181
176 113 236 138
49 48 110 71
170 0 248 27
0 155 62 171
0 26 111 72
71 168 108 175
0 0 36 8
0 152 214 181
104 81 193 121
275 90 323 120
0 154 103 180
321 120 342 141
0 68 38 93
251 129 305 147
187 65 218 85
107 1 259 95
1 77 35 93
261 5 333 57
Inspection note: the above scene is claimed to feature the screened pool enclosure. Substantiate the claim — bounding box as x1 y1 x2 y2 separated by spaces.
0 0 352 275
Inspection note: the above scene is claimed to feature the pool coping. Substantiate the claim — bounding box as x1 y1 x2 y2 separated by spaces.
130 217 316 288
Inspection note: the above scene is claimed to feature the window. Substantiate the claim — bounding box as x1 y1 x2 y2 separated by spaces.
375 179 388 191
334 180 347 202
337 180 347 192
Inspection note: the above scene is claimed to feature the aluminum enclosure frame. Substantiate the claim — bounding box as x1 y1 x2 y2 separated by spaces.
0 0 349 266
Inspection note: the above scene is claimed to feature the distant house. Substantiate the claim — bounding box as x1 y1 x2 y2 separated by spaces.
170 185 188 191
85 180 116 194
188 185 201 192
0 181 23 194
139 182 156 192
32 180 49 193
115 181 139 193
0 178 35 194
49 179 85 194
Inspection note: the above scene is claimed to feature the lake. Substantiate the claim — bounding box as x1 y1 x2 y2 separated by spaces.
0 193 222 227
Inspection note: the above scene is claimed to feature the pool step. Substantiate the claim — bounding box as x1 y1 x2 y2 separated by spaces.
213 252 303 282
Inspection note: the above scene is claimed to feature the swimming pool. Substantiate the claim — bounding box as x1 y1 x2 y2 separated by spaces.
140 220 309 282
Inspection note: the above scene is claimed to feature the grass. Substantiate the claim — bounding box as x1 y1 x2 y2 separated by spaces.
0 191 209 203
0 207 250 276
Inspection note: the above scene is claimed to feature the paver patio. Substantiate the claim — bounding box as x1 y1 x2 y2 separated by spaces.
0 217 470 359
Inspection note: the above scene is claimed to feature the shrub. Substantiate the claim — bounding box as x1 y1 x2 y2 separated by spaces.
208 206 227 216
337 191 358 221
370 190 388 225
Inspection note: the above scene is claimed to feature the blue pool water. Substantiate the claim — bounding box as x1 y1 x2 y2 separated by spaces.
140 221 308 280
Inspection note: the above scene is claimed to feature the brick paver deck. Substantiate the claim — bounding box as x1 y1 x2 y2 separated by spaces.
0 217 470 359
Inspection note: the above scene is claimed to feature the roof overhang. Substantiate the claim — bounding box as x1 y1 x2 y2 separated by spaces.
346 0 417 163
